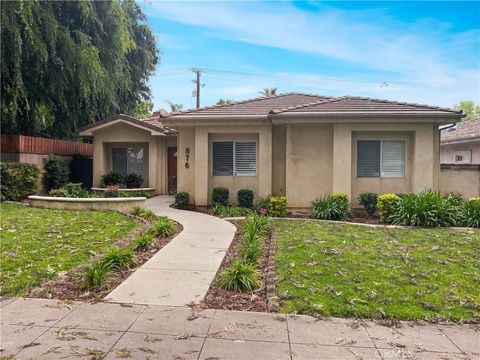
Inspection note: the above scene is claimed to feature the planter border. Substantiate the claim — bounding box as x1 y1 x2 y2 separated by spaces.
28 195 147 212
266 230 279 312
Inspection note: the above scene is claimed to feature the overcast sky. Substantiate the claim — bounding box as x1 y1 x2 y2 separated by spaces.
140 1 480 111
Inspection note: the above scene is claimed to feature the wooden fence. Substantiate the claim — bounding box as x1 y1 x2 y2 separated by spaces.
1 135 93 156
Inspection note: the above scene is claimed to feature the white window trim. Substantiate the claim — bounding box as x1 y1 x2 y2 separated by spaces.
357 139 407 179
212 140 257 177
454 150 472 164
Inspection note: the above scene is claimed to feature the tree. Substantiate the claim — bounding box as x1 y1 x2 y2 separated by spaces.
132 100 154 119
164 101 183 113
216 99 235 105
1 0 158 139
454 101 480 121
259 88 278 97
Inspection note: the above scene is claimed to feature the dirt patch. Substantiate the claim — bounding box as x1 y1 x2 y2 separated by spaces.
28 223 182 302
202 221 271 312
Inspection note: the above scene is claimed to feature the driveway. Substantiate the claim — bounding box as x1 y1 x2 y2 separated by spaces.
105 196 236 306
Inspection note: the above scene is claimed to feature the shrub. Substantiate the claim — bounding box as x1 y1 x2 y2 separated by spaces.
212 187 229 206
237 189 254 208
44 155 70 191
463 198 480 228
210 203 250 217
84 261 112 289
267 196 287 217
0 162 40 201
101 171 123 186
358 192 378 216
123 173 143 188
150 217 176 237
311 195 352 221
243 213 270 236
48 188 69 197
131 206 143 217
131 206 156 220
389 190 463 227
217 261 261 292
102 249 137 269
133 233 155 251
240 241 262 265
377 193 401 223
256 196 271 212
175 191 190 208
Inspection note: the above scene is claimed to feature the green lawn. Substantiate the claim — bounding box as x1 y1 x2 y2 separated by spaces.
275 220 480 322
0 203 140 296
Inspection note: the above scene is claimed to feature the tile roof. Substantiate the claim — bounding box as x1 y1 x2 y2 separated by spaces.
164 93 462 119
80 114 176 135
441 118 480 143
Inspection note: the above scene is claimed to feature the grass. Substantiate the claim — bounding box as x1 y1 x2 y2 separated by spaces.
275 220 480 322
0 203 140 296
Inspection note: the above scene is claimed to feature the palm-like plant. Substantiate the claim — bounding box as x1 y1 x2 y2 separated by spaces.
259 88 278 97
164 100 183 113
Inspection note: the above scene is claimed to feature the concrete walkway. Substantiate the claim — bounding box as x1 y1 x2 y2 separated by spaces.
105 196 236 306
1 298 478 359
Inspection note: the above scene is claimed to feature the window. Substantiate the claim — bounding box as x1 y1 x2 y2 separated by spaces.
454 150 471 164
357 140 405 178
112 147 144 177
212 141 256 176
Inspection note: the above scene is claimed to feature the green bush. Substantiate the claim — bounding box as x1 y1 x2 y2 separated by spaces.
377 193 401 223
267 196 288 217
44 155 70 191
84 261 112 289
389 190 463 227
210 203 250 217
133 233 155 251
0 162 40 201
311 194 352 221
240 241 262 265
212 187 229 206
237 189 254 208
101 171 123 186
256 196 271 211
49 182 92 198
131 206 156 220
102 248 137 269
217 260 261 292
175 191 190 208
243 213 270 236
464 198 480 228
123 173 143 188
358 192 378 216
150 217 176 237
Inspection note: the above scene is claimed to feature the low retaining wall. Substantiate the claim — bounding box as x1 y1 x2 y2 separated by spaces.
28 196 146 212
91 187 156 196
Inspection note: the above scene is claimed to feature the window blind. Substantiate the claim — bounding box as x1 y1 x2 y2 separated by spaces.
235 142 256 176
357 140 380 177
112 148 128 176
213 142 234 176
381 140 405 178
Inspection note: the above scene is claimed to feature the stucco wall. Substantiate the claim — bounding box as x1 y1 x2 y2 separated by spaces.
351 131 414 207
91 122 172 194
272 125 286 196
285 124 333 208
440 140 480 164
440 166 480 198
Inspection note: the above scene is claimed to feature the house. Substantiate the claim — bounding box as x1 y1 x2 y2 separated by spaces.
439 119 480 198
80 93 464 208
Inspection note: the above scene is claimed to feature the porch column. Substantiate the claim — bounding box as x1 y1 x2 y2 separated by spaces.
194 127 209 206
413 124 435 192
332 124 352 200
148 139 157 190
258 126 272 199
92 137 104 187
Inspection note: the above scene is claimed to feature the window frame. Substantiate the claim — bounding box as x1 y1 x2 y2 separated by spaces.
356 139 406 179
454 150 471 164
212 140 257 177
111 146 145 177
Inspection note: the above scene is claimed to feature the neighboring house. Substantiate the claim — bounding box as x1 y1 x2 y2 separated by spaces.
439 119 480 198
440 119 480 165
80 93 465 208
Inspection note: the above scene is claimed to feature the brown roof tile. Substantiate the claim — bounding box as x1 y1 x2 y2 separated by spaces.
441 118 480 143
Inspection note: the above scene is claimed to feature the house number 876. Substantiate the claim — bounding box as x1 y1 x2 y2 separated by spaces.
185 147 190 168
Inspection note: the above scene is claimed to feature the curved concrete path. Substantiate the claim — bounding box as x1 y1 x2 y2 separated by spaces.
105 196 236 306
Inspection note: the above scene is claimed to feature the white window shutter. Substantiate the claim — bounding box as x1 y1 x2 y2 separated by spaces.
234 142 256 176
213 142 234 176
381 140 405 178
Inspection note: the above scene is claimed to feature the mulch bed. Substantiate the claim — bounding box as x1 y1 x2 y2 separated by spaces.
28 221 182 302
202 221 271 312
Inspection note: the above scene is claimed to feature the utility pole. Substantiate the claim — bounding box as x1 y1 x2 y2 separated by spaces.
192 68 204 109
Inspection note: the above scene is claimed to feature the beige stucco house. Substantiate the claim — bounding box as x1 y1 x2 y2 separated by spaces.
81 93 464 208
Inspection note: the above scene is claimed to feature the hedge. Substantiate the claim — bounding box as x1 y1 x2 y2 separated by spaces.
1 162 40 201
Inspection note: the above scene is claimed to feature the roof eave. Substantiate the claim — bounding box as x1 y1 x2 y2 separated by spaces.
162 115 269 127
79 115 167 136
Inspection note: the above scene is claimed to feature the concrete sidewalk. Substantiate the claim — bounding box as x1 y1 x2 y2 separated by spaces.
105 196 236 306
1 298 478 359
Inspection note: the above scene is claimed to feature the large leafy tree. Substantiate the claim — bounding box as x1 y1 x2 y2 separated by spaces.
1 0 158 138
454 101 480 121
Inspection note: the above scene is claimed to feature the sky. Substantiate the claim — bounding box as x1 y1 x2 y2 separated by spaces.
139 1 480 111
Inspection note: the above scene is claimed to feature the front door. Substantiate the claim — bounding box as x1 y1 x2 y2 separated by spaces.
167 147 177 193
